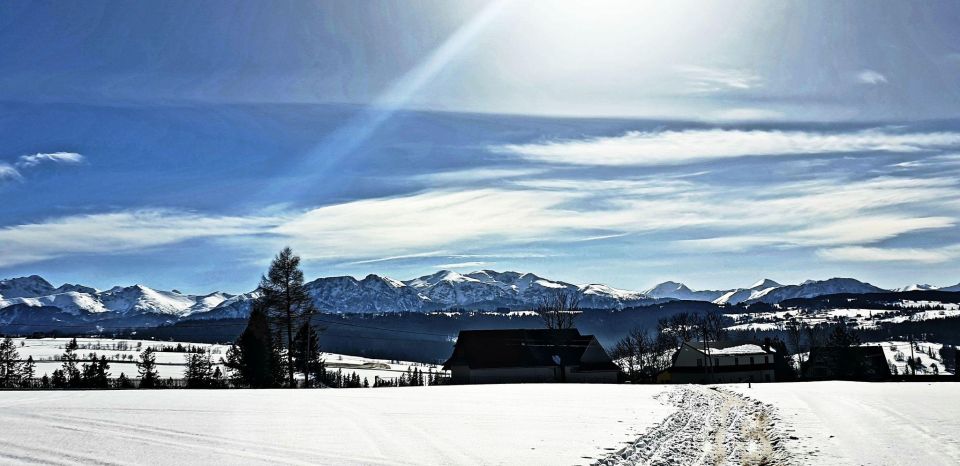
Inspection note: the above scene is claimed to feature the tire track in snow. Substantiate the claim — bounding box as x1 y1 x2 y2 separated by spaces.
595 386 792 466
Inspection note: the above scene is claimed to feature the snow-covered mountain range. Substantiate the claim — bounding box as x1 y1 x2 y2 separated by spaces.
1 272 959 331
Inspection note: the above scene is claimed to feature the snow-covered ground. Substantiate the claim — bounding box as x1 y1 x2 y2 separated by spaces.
0 381 958 464
726 300 960 331
726 382 960 466
0 385 673 465
12 338 443 382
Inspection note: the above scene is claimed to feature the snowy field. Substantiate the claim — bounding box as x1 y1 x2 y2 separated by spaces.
12 338 443 383
1 382 958 465
725 300 960 331
726 382 960 466
0 385 672 465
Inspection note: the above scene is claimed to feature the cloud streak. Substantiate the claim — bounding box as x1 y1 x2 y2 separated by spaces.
857 69 888 85
493 129 960 166
16 152 85 168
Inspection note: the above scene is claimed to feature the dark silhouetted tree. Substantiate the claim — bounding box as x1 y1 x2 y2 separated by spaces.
259 247 316 387
225 301 283 388
137 347 160 388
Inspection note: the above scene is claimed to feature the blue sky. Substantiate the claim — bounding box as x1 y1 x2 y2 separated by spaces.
2 0 960 293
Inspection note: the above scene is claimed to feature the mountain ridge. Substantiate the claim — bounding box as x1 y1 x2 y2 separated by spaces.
2 272 956 332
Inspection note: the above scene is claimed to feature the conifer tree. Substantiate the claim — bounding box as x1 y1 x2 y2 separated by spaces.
225 301 282 388
258 247 316 387
292 321 323 387
22 355 36 383
137 347 160 388
0 337 22 388
61 338 81 388
184 352 215 388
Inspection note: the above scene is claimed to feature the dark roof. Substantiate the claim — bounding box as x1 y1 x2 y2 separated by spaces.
805 345 892 380
442 328 615 370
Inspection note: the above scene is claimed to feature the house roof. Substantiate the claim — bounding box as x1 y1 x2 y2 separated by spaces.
442 328 616 371
684 341 775 356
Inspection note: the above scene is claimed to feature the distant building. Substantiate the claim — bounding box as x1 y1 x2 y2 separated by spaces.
804 346 891 381
442 328 620 384
657 341 776 384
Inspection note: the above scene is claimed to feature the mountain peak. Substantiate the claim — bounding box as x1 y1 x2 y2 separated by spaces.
750 278 782 290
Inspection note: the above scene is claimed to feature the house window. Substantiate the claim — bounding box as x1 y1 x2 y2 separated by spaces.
697 358 702 367
764 356 769 364
714 357 719 367
734 357 738 366
750 357 755 365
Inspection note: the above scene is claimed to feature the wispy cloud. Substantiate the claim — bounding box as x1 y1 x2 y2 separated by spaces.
493 129 960 166
817 245 960 264
857 69 888 85
16 151 85 168
433 261 490 269
0 210 281 267
675 65 762 93
0 163 22 182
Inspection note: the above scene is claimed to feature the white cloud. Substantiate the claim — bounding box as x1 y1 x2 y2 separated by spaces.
857 70 888 85
16 152 85 168
433 261 490 269
675 65 762 93
3 171 958 268
817 246 960 264
0 163 22 182
711 108 784 121
493 129 960 166
0 210 281 268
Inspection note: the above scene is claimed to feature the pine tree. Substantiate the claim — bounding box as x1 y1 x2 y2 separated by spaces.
184 352 215 388
61 337 81 388
258 247 316 388
137 347 160 388
117 372 134 388
21 355 36 384
0 337 22 388
292 321 323 387
225 302 282 388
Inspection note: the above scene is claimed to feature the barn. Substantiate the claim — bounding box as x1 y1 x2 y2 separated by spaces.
442 328 620 384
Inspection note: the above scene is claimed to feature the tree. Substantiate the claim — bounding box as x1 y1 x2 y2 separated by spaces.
184 352 215 388
21 355 36 385
116 372 135 389
258 247 316 387
535 288 580 330
292 321 324 388
0 337 23 388
81 355 110 388
225 301 283 388
61 337 81 388
137 347 160 388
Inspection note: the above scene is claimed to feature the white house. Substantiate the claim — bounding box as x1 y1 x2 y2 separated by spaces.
658 341 776 384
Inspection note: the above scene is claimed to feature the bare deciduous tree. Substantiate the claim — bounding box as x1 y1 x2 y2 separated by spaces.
536 289 580 330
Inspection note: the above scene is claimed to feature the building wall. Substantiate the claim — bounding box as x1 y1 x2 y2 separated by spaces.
451 365 618 384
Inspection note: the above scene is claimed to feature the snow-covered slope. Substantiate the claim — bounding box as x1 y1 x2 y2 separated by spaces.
750 277 885 304
0 275 57 299
939 282 960 292
713 278 783 305
895 283 937 292
642 281 726 302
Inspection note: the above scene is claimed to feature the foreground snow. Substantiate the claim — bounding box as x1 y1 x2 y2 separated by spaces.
726 382 960 465
1 382 957 465
0 385 673 465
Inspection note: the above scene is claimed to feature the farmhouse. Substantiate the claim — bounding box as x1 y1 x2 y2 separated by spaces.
658 341 776 384
804 345 891 380
442 328 620 384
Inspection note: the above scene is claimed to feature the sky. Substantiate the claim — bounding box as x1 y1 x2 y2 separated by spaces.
2 0 960 294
